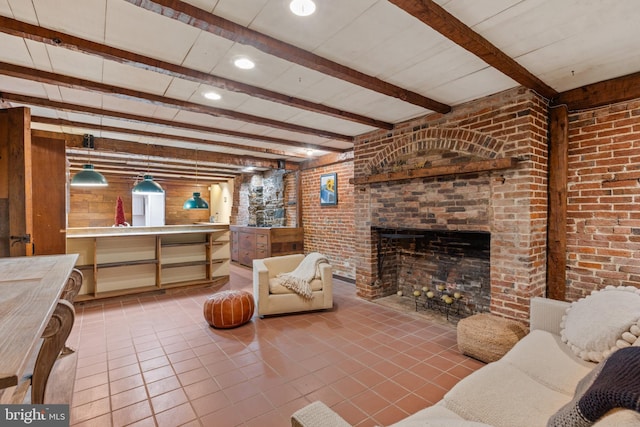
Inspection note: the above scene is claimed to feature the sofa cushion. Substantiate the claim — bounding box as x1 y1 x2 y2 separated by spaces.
501 330 595 395
442 362 571 427
269 277 323 294
391 403 492 426
560 286 640 362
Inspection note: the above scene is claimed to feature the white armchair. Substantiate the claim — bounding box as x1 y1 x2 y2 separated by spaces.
252 254 333 317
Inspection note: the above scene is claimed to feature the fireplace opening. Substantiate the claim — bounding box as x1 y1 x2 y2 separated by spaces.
374 227 490 318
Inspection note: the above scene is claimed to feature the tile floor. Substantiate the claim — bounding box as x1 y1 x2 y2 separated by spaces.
68 265 484 426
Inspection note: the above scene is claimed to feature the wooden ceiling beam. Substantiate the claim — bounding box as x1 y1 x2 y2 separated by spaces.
125 0 451 114
66 152 242 175
0 16 392 130
552 71 640 111
32 116 309 160
0 61 353 141
389 0 558 100
34 129 291 170
1 91 346 153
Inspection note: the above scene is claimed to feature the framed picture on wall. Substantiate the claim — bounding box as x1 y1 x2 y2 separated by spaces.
320 173 338 206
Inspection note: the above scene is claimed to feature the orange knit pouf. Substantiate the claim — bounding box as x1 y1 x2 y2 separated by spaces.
203 290 255 329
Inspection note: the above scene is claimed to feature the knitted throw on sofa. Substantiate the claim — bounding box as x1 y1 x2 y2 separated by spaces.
548 346 640 427
275 252 328 299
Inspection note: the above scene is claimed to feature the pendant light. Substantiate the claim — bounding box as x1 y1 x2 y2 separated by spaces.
71 134 108 187
132 174 164 194
183 149 209 210
132 143 164 194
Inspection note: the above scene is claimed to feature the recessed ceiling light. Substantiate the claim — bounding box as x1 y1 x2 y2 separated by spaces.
234 57 255 70
290 0 316 16
306 149 314 156
203 91 221 100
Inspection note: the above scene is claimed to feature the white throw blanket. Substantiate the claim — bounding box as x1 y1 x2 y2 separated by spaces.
276 252 328 299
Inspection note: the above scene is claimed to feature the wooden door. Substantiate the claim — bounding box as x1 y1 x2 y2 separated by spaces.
31 134 67 255
0 107 34 257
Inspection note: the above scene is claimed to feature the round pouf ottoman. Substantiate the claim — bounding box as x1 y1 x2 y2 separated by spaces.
203 290 255 329
457 313 528 363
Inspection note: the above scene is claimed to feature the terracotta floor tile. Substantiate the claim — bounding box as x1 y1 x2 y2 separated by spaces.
191 390 230 418
214 369 247 389
395 392 430 415
431 371 461 390
110 386 149 411
110 374 145 395
72 383 110 408
332 401 368 426
222 380 261 403
350 390 390 415
74 372 109 392
145 375 182 398
200 405 243 427
371 404 409 426
109 363 141 381
139 355 170 372
108 354 139 370
70 412 111 427
331 376 368 399
263 383 303 408
142 365 176 384
124 417 156 427
150 387 189 414
70 265 483 426
371 380 411 404
111 400 153 427
70 397 111 424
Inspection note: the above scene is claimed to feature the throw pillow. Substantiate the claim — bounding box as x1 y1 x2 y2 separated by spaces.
560 285 640 362
547 346 640 427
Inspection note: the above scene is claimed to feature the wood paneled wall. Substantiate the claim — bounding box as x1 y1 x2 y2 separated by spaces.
68 174 212 228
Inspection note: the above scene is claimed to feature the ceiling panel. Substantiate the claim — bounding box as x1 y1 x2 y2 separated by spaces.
32 0 106 43
0 0 638 177
104 0 201 63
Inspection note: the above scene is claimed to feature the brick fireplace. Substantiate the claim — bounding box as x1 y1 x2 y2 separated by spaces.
353 88 550 321
375 227 491 317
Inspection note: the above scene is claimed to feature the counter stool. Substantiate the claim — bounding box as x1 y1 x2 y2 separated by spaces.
204 290 255 329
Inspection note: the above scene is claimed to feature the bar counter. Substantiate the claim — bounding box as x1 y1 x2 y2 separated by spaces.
66 224 230 301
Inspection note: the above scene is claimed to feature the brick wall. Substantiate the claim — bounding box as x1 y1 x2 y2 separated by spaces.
301 161 355 280
353 88 549 320
566 100 640 300
68 174 210 227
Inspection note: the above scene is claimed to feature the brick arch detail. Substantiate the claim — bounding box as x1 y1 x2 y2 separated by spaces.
367 128 506 174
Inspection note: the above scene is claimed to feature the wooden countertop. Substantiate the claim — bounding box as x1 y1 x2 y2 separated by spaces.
0 254 78 390
67 224 229 238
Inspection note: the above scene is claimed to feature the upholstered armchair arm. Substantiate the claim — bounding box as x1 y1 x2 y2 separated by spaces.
291 401 351 427
529 297 570 335
318 262 333 308
262 254 306 277
253 259 271 313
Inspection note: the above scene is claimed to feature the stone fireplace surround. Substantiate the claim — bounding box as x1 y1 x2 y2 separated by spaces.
353 89 550 321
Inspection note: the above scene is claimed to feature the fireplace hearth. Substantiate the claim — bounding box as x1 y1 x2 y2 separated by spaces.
374 227 490 318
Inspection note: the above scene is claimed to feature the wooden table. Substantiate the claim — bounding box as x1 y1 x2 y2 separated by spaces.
0 254 79 404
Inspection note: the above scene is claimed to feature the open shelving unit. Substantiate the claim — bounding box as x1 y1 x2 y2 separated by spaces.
67 225 230 301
